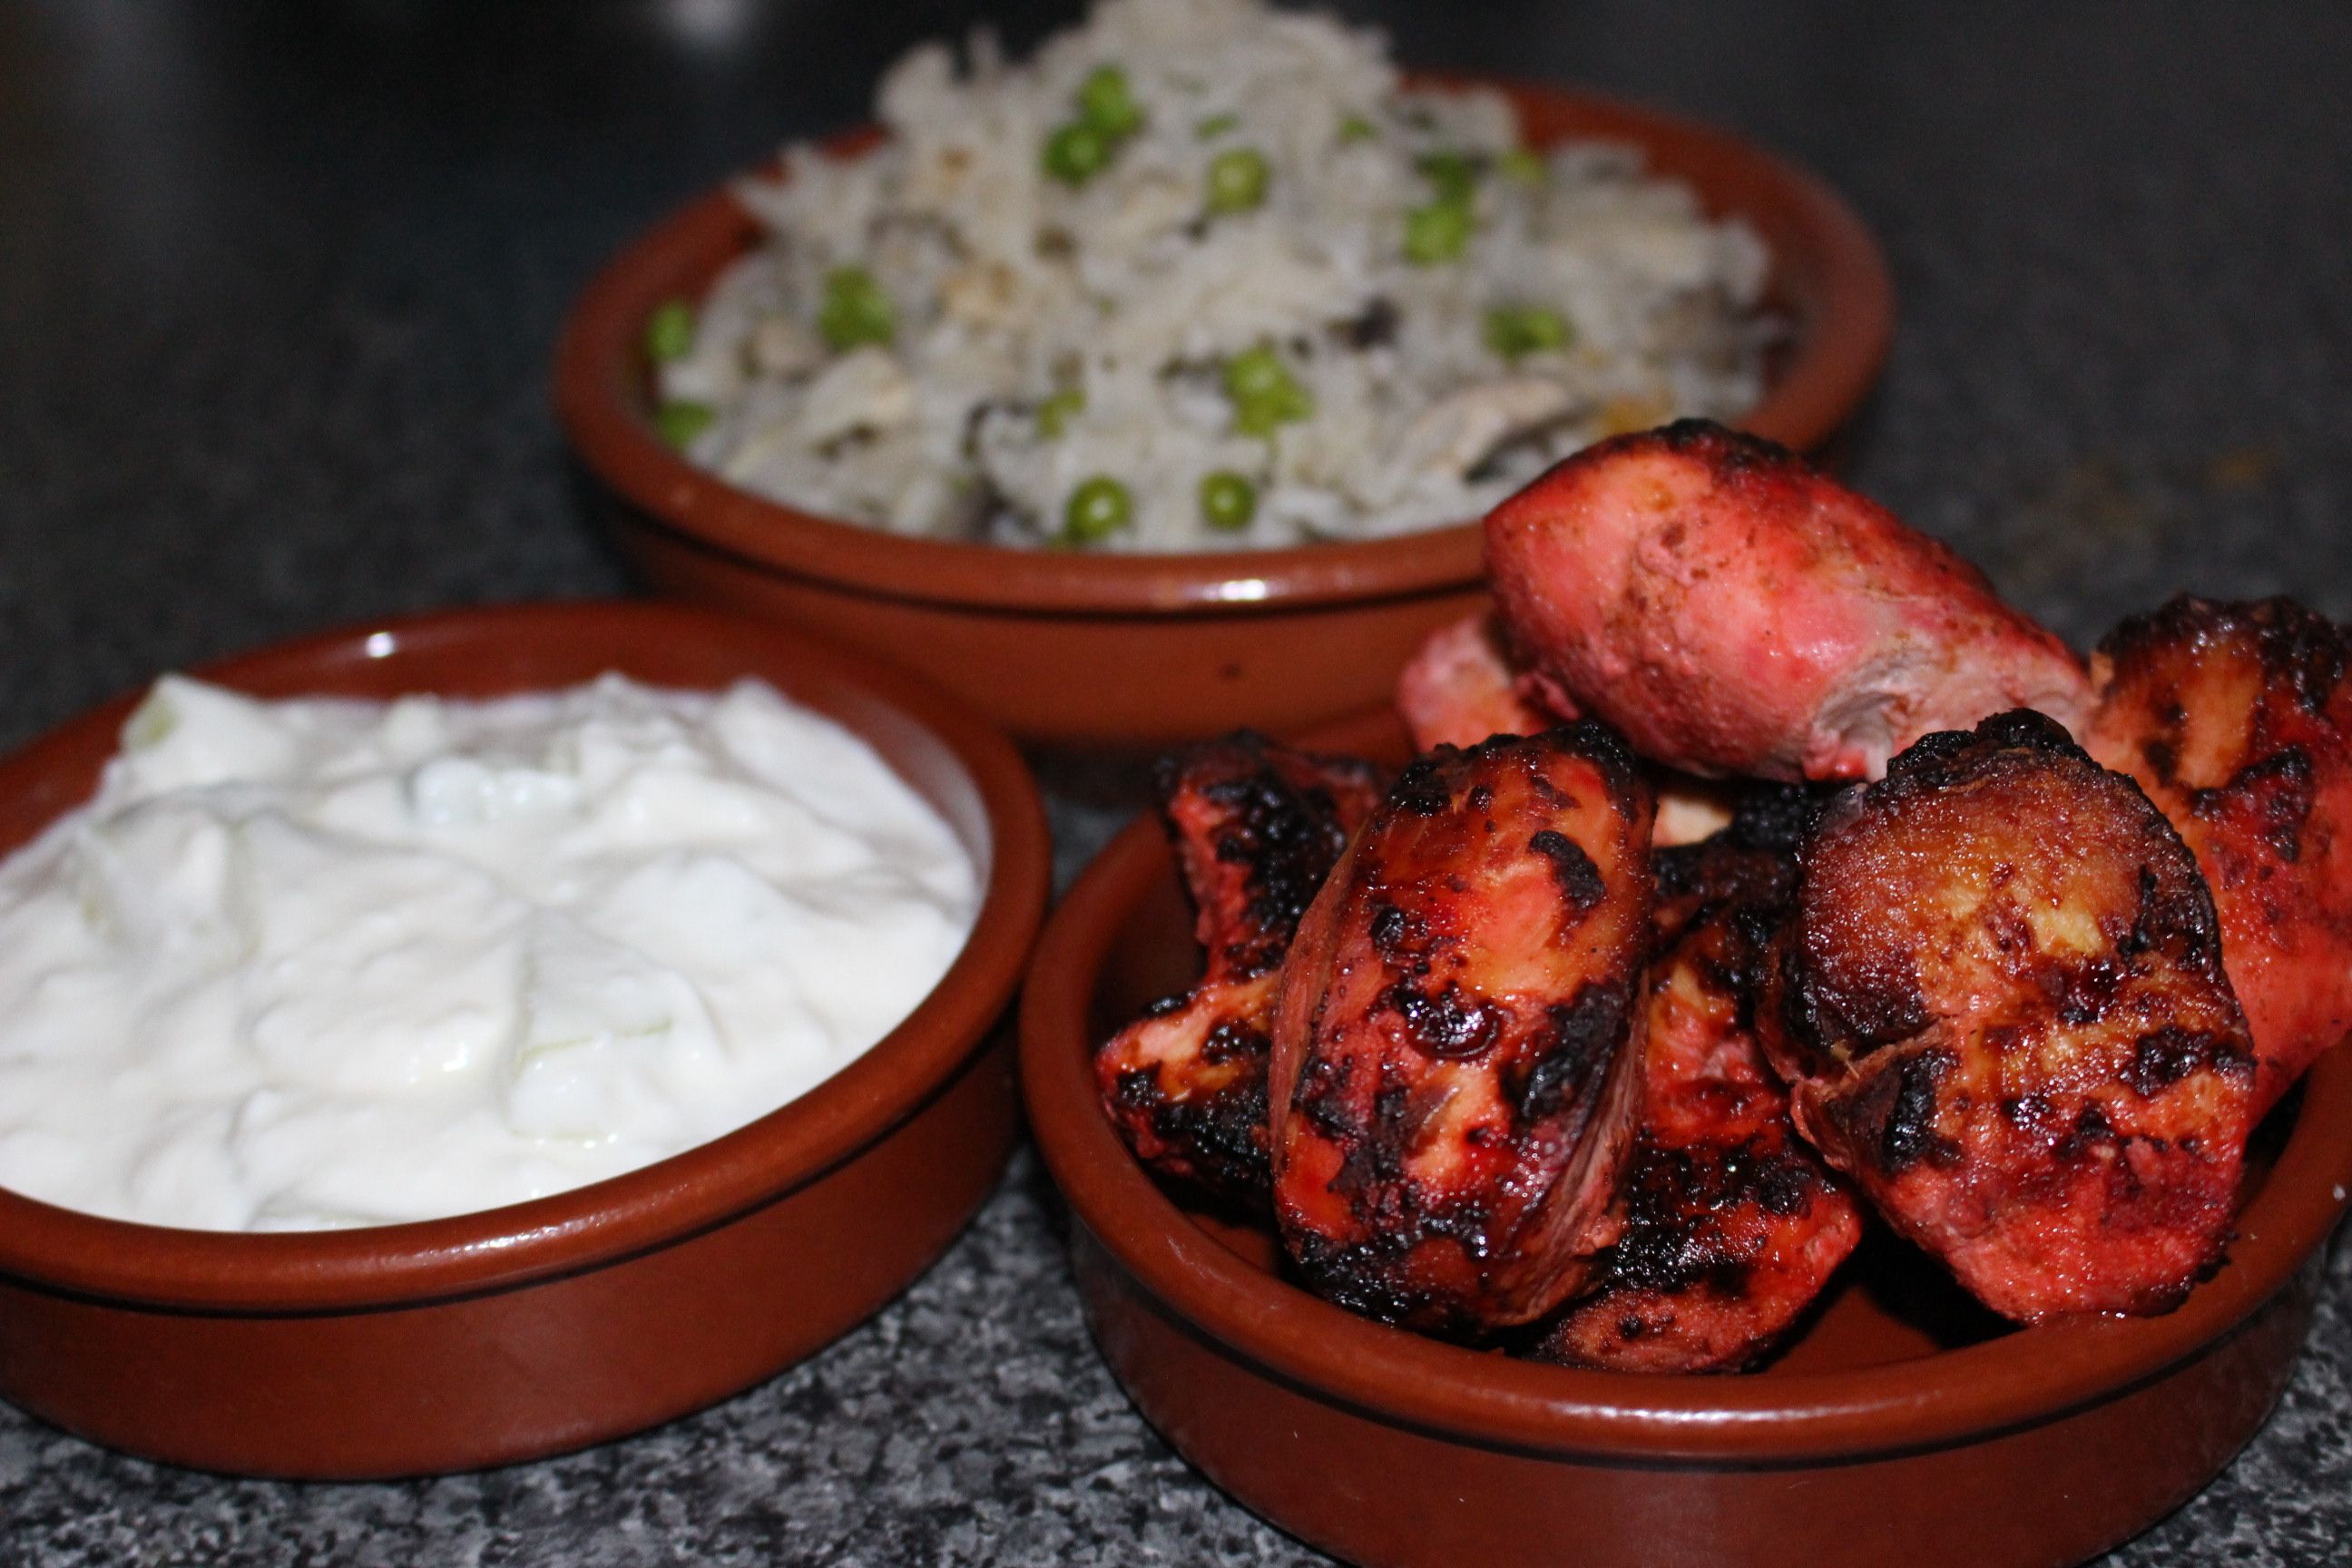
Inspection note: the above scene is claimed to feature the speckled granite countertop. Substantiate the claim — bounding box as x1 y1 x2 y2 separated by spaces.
1 2 2347 1563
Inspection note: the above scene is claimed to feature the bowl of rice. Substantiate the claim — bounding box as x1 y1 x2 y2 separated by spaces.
555 0 1892 744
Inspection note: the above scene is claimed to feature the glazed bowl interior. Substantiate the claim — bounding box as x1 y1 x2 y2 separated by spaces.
554 77 1895 619
0 600 1050 1314
1024 707 2352 1463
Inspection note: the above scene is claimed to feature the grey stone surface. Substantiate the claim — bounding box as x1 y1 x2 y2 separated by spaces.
1 2 2347 1563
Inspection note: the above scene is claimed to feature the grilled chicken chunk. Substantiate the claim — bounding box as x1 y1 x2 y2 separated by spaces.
1396 611 1558 752
2085 596 2352 1114
1531 793 1863 1372
1269 726 1654 1334
1484 421 2092 781
1096 733 1384 1201
1757 710 2259 1321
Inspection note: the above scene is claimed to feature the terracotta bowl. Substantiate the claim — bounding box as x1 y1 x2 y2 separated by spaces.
1019 707 2352 1568
0 601 1050 1479
554 81 1894 746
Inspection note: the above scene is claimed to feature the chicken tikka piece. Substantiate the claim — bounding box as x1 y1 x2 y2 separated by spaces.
1269 725 1654 1335
1757 710 2259 1321
1480 420 2092 782
1530 789 1863 1371
1395 610 1556 753
1094 732 1384 1203
2085 595 2352 1116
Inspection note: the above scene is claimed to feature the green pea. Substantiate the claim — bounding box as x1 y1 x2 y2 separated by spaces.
1205 147 1271 215
1499 147 1547 185
1403 200 1472 264
1231 399 1295 438
1076 64 1143 139
1044 120 1112 185
1223 344 1289 405
817 266 895 351
1062 475 1134 544
655 399 714 450
1483 304 1572 360
1337 113 1377 144
1199 470 1259 531
1035 387 1085 438
1221 345 1314 436
1416 150 1480 208
644 297 696 363
1195 112 1238 140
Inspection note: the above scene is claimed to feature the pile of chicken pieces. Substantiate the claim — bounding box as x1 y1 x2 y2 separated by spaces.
1097 420 2352 1372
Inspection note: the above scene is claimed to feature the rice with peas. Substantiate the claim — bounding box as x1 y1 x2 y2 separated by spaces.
653 0 1775 553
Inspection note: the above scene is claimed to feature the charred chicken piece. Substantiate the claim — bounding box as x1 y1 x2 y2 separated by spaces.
1096 733 1384 1200
1757 710 2259 1321
1484 420 2092 782
1100 972 1283 1200
1531 801 1863 1372
2085 596 2352 1114
1396 610 1562 752
1269 725 1655 1334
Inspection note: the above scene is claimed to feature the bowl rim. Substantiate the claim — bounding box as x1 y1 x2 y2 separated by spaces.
553 77 1894 617
0 599 1051 1315
1018 709 2352 1465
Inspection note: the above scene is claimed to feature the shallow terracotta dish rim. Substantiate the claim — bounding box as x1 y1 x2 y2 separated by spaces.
0 600 1051 1316
1020 709 2352 1465
553 78 1894 616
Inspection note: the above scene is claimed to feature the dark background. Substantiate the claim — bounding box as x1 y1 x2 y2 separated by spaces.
2 3 2347 1563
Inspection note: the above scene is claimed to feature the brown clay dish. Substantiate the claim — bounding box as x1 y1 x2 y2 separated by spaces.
554 81 1895 745
0 601 1050 1479
1019 706 2352 1568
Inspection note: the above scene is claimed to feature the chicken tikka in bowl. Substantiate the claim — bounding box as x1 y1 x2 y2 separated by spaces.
1092 420 2352 1364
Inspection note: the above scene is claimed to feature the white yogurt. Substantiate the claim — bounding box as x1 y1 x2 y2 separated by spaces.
0 673 981 1231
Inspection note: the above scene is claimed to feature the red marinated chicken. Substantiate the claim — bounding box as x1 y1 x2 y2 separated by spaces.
1531 796 1863 1371
1757 710 2259 1321
1484 421 2092 781
1096 733 1384 1201
2084 596 2352 1114
1396 611 1557 752
1269 726 1654 1334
